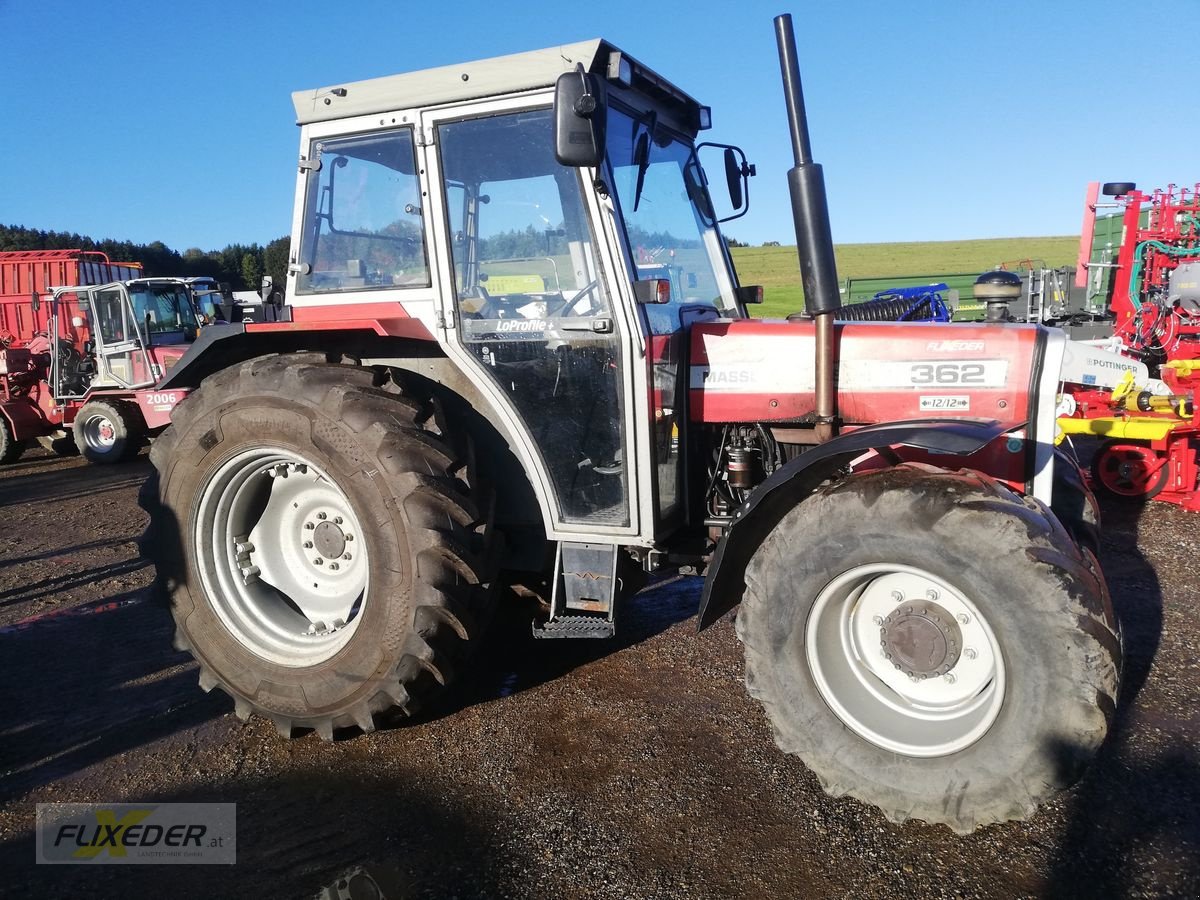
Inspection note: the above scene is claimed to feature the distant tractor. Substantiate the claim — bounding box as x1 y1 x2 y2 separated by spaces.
139 17 1120 833
0 274 195 463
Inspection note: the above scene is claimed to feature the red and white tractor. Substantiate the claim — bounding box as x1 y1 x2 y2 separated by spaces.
139 17 1120 833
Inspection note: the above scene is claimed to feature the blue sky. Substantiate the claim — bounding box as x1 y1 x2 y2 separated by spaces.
1 0 1192 252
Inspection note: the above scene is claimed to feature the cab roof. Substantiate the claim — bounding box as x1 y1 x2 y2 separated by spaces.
292 39 701 126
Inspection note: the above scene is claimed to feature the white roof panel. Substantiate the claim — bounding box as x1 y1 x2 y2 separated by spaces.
292 39 608 124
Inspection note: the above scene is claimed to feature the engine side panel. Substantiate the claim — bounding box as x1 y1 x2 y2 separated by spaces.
688 318 1042 428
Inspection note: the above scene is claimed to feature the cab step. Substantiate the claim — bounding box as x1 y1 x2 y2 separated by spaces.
531 541 619 639
532 615 616 639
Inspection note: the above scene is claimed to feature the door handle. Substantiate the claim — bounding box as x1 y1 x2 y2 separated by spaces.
560 317 613 334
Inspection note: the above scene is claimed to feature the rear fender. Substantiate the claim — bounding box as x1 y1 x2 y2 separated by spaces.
696 418 1009 631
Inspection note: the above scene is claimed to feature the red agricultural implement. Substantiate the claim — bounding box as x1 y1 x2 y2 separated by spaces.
1058 183 1200 508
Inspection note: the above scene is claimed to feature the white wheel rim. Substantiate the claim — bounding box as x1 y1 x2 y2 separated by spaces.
805 563 1005 757
194 448 368 667
82 414 117 451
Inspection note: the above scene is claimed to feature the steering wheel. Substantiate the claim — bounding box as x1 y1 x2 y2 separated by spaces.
554 279 602 318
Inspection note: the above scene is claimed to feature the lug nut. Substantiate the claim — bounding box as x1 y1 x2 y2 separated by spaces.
235 540 255 555
313 557 324 565
944 673 957 684
872 615 884 626
343 553 352 561
304 541 313 549
330 563 340 571
334 516 343 525
345 534 354 542
305 522 315 530
964 647 978 660
957 613 970 625
891 590 903 602
926 589 939 601
317 512 327 520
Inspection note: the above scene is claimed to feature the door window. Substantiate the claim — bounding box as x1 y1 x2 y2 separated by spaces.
438 108 628 526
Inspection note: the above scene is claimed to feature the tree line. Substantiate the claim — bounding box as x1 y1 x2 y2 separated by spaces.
0 225 291 293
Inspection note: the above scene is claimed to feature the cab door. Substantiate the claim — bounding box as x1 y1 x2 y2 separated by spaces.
422 100 638 534
85 283 156 389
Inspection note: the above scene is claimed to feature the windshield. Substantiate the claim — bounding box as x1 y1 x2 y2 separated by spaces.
605 107 738 330
129 283 199 336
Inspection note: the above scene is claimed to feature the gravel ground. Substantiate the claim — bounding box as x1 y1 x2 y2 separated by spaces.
0 446 1198 899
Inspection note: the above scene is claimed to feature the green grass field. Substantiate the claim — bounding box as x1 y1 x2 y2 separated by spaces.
731 235 1080 318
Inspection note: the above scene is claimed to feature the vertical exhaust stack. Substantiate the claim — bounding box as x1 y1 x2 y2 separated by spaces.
775 13 840 441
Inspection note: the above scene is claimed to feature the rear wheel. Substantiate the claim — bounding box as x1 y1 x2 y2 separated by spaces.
0 416 25 465
1091 439 1167 499
72 399 143 463
140 356 496 737
738 463 1121 833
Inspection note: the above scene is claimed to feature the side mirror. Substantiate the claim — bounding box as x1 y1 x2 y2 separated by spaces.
698 142 756 223
725 149 744 210
554 64 607 168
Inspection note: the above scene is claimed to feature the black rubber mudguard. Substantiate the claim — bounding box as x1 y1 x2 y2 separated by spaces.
696 418 1009 631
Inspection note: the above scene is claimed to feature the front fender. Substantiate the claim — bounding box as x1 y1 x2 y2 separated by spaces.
696 418 1009 631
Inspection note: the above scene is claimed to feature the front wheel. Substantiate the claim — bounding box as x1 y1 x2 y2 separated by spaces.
737 463 1121 833
72 399 143 463
140 357 496 738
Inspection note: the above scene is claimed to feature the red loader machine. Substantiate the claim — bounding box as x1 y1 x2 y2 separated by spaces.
1056 182 1200 507
140 16 1120 833
0 261 197 464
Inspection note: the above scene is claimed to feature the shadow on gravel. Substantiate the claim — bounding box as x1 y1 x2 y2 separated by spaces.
0 459 150 509
0 536 136 569
0 557 149 607
429 574 704 721
0 589 224 804
0 772 521 899
1045 498 1199 897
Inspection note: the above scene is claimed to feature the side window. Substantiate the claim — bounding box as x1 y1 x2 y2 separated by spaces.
296 128 429 294
93 288 129 344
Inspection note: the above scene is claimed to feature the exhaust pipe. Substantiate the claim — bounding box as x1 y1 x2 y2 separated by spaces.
775 13 840 441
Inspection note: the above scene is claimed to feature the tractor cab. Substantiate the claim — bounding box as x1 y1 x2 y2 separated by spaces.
48 279 197 399
287 41 754 557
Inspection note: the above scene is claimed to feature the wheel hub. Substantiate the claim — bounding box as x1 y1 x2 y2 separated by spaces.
880 600 962 678
313 520 348 559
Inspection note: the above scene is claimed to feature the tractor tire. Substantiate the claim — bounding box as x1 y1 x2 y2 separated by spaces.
139 356 496 738
1051 447 1101 558
38 431 79 457
737 463 1121 834
0 416 26 465
73 399 143 464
